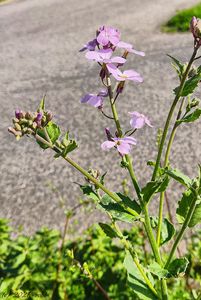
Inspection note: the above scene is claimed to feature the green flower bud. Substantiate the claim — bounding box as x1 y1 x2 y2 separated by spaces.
14 123 22 131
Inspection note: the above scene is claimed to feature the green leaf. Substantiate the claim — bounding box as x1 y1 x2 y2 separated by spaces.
176 189 201 227
12 252 27 268
167 54 185 78
61 140 78 157
99 194 141 223
80 185 99 202
36 122 61 149
98 223 118 238
177 108 201 124
167 257 189 277
149 262 169 279
174 69 201 97
150 217 175 246
38 95 46 111
141 176 169 203
165 168 192 187
124 251 156 300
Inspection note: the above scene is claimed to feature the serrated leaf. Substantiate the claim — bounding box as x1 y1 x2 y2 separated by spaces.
80 185 99 202
36 122 61 149
99 194 141 223
176 189 201 227
149 262 169 279
167 54 184 78
150 217 175 246
62 140 78 157
124 251 156 300
168 257 189 277
177 108 201 124
141 176 169 203
174 70 201 97
165 168 192 187
99 223 118 238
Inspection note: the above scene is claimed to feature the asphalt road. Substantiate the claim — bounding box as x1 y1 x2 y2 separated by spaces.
0 0 200 233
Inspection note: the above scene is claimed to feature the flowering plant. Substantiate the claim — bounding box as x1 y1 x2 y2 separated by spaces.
8 19 201 299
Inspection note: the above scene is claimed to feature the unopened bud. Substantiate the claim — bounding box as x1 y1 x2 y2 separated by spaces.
15 109 24 120
22 127 28 134
32 122 37 130
46 111 53 122
190 16 201 39
25 111 33 120
116 81 125 94
14 123 22 131
8 127 22 137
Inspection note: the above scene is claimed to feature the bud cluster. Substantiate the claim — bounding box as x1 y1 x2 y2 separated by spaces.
8 109 53 140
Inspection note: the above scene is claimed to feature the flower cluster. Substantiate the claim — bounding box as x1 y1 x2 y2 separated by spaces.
80 25 152 156
8 109 52 140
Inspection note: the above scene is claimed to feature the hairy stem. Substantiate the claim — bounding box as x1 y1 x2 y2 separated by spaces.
165 192 198 268
156 98 186 246
152 47 198 181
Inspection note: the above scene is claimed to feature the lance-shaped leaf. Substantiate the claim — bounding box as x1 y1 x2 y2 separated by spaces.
167 54 185 79
141 175 169 203
150 217 175 246
174 67 201 97
98 194 141 223
176 189 201 227
36 122 61 149
98 223 118 238
165 168 192 187
177 108 201 124
124 251 156 300
167 257 189 277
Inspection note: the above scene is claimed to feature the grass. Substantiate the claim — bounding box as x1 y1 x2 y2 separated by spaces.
162 2 201 32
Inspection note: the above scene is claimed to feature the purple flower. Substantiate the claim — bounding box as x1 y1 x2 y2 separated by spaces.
97 26 120 47
117 41 145 56
80 89 108 108
101 136 137 156
128 112 152 129
15 109 24 119
86 49 126 64
107 64 143 83
79 39 97 52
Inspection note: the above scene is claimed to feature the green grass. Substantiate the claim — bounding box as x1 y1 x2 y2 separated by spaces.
162 2 201 32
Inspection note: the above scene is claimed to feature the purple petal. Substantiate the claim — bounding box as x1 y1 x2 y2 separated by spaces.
97 31 109 46
109 35 120 46
129 49 145 56
128 111 142 117
123 70 141 77
117 41 133 49
117 142 131 155
107 64 125 81
101 140 115 150
130 116 145 129
98 89 108 97
79 39 97 52
110 56 126 64
121 136 137 145
98 49 113 60
80 94 95 103
145 117 153 127
88 95 103 107
85 51 100 61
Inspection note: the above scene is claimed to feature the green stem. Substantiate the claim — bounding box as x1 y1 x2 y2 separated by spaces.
156 98 185 246
152 48 198 181
114 222 159 298
35 133 136 217
165 192 198 268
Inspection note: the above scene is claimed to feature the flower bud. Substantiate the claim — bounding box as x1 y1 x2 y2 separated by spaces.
25 111 33 120
15 109 24 119
46 111 53 122
116 82 125 94
32 122 37 130
190 16 201 39
14 123 22 131
8 127 22 137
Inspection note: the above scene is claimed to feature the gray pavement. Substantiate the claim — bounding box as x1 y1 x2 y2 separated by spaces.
0 0 200 233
